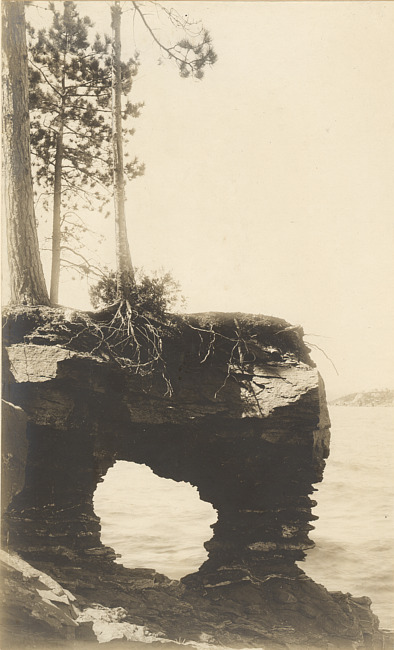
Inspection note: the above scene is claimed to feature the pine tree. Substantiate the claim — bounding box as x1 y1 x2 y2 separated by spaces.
110 1 217 304
28 1 143 304
111 1 135 299
2 0 49 306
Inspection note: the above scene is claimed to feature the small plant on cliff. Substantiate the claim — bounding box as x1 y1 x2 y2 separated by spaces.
72 268 185 395
89 269 185 321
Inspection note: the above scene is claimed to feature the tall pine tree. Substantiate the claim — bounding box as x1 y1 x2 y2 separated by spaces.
28 1 143 304
111 1 136 300
2 0 49 306
109 1 217 304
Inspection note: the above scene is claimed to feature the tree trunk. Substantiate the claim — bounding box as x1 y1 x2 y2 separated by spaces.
50 5 69 305
50 115 64 304
2 1 49 306
111 0 135 299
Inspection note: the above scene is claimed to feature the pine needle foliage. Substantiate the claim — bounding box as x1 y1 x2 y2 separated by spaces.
89 269 185 321
131 2 217 79
27 1 144 301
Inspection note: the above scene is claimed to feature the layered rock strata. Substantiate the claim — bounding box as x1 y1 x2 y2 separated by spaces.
1 307 387 649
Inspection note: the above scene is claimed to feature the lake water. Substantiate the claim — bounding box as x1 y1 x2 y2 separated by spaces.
94 406 394 630
94 461 218 581
302 406 394 631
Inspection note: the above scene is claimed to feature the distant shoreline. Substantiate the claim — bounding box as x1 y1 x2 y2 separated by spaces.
329 389 394 407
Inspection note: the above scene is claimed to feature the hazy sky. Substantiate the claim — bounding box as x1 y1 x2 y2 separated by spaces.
9 1 394 398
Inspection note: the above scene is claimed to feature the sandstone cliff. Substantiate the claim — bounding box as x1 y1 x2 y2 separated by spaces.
1 307 388 649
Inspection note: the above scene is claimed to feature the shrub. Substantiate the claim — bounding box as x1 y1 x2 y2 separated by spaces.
89 269 185 320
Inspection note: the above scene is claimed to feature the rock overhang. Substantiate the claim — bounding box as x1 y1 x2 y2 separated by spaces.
2 308 329 573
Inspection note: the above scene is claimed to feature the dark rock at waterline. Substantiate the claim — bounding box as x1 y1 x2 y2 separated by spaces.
1 306 390 649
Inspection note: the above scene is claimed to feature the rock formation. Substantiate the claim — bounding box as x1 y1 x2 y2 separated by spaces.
1 307 388 649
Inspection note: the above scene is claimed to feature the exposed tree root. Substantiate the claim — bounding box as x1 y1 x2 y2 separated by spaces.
3 305 315 401
185 318 293 411
67 299 175 395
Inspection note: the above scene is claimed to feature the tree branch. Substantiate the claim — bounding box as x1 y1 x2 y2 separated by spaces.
132 1 197 74
29 57 63 98
60 246 105 277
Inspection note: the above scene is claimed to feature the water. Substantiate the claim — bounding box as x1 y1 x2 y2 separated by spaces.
94 406 394 630
302 406 394 630
94 462 217 580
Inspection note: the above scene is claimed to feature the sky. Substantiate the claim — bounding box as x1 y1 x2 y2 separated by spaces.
4 1 394 399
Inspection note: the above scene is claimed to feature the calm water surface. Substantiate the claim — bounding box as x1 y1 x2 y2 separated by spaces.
94 406 394 629
302 406 394 630
94 461 217 580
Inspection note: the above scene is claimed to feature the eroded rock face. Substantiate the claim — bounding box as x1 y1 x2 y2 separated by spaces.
1 309 386 649
1 401 28 515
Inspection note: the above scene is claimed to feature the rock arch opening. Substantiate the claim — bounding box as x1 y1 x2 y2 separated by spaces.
94 461 217 579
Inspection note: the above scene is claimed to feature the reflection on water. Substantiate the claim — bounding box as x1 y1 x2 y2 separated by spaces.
94 461 217 579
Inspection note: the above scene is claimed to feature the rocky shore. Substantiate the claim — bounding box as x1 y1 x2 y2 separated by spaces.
1 307 390 649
